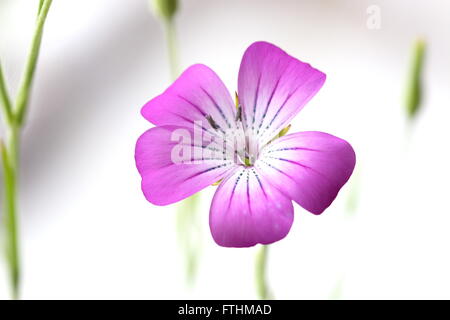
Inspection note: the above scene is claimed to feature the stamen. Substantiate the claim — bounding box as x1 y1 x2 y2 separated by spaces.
278 124 291 138
235 105 242 122
237 153 253 167
206 115 220 130
264 124 292 146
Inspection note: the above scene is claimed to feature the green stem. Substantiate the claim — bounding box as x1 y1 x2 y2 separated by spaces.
1 126 20 299
164 19 179 81
0 0 53 299
161 13 201 285
0 61 13 125
255 245 271 299
176 193 201 285
38 0 45 17
345 167 360 215
15 0 53 125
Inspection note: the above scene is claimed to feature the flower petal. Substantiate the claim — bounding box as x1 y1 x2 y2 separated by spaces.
258 131 356 214
238 41 326 145
209 167 294 247
135 125 235 205
141 64 237 133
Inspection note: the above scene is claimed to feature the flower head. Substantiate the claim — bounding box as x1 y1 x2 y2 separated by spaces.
150 0 178 22
135 42 356 247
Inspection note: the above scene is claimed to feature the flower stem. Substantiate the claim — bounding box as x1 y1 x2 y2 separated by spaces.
255 245 271 299
1 127 20 300
164 19 179 81
176 193 201 285
159 11 202 285
0 0 53 299
38 0 45 17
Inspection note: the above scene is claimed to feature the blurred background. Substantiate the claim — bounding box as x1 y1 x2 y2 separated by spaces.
0 0 449 299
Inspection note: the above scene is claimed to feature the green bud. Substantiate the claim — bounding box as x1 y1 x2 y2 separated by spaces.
405 38 426 119
150 0 178 22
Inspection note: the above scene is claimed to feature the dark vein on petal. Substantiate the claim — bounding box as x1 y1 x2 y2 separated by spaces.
267 147 321 153
176 94 207 117
258 160 295 200
251 168 268 199
257 74 282 134
251 74 262 131
246 171 252 215
228 170 244 211
271 157 311 170
267 157 336 185
269 84 321 135
260 80 309 138
260 159 296 181
168 142 223 154
170 111 225 136
182 163 232 183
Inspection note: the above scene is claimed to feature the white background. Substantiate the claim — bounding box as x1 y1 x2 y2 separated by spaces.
0 0 450 299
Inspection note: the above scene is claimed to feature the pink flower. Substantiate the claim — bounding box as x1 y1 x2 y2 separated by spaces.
135 42 356 247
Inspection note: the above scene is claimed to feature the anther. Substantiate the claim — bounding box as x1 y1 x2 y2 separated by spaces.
206 115 219 130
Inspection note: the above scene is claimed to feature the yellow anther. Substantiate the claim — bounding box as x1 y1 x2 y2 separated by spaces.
278 124 291 138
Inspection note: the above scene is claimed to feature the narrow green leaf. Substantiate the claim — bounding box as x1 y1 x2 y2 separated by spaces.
405 38 426 119
0 61 13 125
15 0 53 125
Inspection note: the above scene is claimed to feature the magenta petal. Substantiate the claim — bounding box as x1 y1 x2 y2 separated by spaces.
259 131 356 214
238 42 326 144
141 64 237 132
209 167 294 247
135 125 235 206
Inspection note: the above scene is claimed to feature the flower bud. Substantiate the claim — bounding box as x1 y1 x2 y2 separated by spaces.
150 0 178 22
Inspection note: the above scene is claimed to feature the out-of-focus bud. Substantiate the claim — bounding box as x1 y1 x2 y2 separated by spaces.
405 38 426 119
150 0 178 22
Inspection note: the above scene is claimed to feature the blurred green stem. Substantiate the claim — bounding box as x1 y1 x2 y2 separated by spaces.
160 11 201 285
38 0 45 16
255 245 271 299
164 19 179 82
345 166 360 215
1 127 19 300
176 193 201 285
329 276 344 300
0 63 13 124
0 0 52 299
